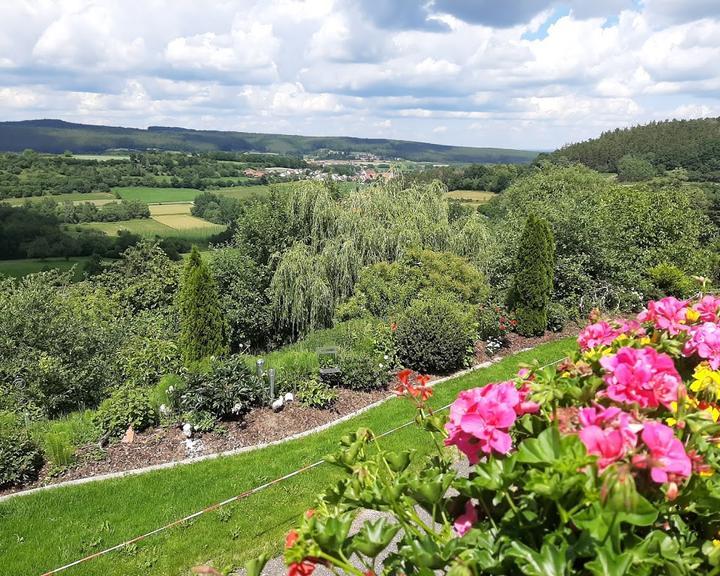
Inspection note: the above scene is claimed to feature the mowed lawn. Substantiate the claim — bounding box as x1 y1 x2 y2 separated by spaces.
0 257 90 279
445 190 497 204
0 339 575 576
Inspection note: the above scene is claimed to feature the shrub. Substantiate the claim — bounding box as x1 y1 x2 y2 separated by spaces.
546 301 570 332
337 349 389 391
508 214 555 336
0 411 44 487
295 378 338 409
93 384 157 439
181 355 263 420
149 374 185 420
119 336 182 388
477 303 515 341
178 246 228 364
645 262 694 299
395 295 475 374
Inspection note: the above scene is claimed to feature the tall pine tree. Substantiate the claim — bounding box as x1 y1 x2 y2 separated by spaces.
508 214 555 336
178 246 228 364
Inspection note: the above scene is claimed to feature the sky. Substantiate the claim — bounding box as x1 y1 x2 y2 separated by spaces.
1 0 720 150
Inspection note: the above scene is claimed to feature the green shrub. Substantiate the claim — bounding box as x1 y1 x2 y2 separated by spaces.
181 355 263 420
546 302 570 332
645 263 694 299
93 384 157 439
0 411 44 487
181 410 216 433
395 296 476 374
148 374 185 419
508 214 555 336
337 349 389 391
295 378 338 409
336 249 489 321
119 336 182 388
477 303 515 340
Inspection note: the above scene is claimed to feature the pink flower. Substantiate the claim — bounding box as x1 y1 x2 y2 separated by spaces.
693 295 720 323
453 501 478 536
577 406 638 470
445 382 531 462
517 384 540 415
637 297 689 335
615 319 646 338
684 322 720 370
600 347 683 410
635 421 691 483
578 321 618 351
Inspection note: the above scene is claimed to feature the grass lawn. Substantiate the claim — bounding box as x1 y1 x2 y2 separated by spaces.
445 190 497 204
0 257 90 280
4 192 117 207
0 338 575 576
113 187 203 203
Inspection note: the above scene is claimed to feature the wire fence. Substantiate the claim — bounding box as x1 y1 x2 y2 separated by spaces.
40 355 567 576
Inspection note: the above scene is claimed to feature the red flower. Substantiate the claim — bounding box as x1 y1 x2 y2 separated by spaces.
304 509 315 519
285 530 299 549
390 322 398 332
414 374 433 401
289 561 316 576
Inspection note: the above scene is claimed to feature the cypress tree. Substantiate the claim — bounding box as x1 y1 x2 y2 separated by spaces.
509 215 555 336
178 246 228 364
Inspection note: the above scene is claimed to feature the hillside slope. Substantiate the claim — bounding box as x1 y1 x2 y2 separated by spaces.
0 119 538 164
554 117 720 179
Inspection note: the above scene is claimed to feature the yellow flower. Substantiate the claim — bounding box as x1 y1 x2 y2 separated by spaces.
692 363 720 399
686 308 701 322
703 405 720 423
639 337 652 346
714 539 720 548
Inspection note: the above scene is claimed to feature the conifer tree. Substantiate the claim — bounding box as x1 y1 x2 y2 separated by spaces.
178 246 227 363
509 214 555 336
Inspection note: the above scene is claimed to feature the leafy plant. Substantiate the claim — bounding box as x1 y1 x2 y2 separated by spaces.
93 384 157 439
295 378 338 409
0 411 44 487
42 431 75 470
645 262 694 299
337 349 389 391
546 301 570 332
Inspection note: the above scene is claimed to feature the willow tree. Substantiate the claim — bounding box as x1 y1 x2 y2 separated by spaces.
450 212 495 276
178 246 228 363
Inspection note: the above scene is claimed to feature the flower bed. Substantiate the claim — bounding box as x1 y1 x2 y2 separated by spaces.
277 295 720 575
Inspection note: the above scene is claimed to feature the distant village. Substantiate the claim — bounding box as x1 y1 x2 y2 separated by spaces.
242 157 398 183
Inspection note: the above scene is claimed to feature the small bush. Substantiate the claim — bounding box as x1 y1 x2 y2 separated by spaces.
645 263 693 299
395 296 476 374
43 431 75 470
296 378 338 409
546 302 570 332
149 374 185 419
338 349 389 391
181 355 263 420
0 411 44 487
182 410 216 433
93 384 157 439
477 303 516 341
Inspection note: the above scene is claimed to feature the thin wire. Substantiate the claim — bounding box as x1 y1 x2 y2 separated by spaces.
40 355 566 576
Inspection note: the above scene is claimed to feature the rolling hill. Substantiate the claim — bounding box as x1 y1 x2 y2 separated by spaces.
0 119 538 164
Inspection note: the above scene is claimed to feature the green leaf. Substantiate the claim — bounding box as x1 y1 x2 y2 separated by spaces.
516 427 563 464
385 450 412 473
245 554 270 576
350 518 400 558
508 541 568 576
585 546 632 576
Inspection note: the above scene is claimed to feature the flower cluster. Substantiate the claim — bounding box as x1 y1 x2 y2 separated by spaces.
444 381 538 462
394 368 433 402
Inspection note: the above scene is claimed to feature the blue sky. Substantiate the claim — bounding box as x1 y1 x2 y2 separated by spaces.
0 0 719 149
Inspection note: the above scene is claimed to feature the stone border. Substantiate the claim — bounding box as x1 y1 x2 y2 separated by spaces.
0 355 519 503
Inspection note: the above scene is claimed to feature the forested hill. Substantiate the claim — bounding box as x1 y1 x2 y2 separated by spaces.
553 117 720 179
0 119 538 164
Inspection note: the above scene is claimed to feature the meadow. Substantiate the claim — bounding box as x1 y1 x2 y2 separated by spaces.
445 189 497 204
4 192 117 206
113 186 203 203
0 256 90 279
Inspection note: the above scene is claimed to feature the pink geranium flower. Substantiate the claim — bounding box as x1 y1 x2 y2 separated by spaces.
445 381 536 462
635 421 691 483
684 322 720 370
599 347 684 410
693 295 720 323
453 501 478 536
578 321 618 351
637 297 689 335
578 406 638 470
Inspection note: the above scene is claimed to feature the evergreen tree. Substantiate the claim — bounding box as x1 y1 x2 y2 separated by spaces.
509 215 555 336
178 246 228 363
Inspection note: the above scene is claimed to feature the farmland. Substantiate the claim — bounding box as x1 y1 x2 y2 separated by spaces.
445 189 497 205
0 256 90 279
4 191 117 206
113 186 203 203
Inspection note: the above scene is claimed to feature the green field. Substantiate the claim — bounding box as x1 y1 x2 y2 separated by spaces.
113 187 203 203
79 216 225 242
446 190 497 204
0 257 90 279
3 192 117 206
72 154 130 161
0 339 573 576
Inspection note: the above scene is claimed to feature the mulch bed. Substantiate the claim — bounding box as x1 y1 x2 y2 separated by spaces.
1 326 579 497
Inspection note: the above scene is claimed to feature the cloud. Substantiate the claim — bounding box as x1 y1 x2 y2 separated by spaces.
0 0 718 150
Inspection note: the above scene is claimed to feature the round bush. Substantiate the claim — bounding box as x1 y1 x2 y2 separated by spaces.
338 349 389 391
296 378 337 409
93 384 157 439
181 355 264 420
395 296 475 374
0 411 44 487
546 302 570 332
